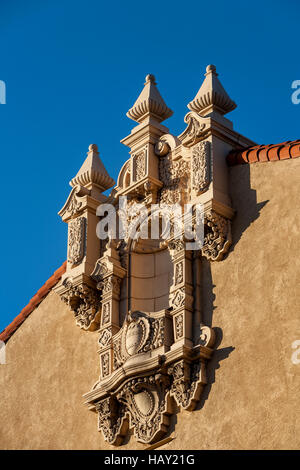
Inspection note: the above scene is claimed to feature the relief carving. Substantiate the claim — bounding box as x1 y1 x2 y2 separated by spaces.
178 111 208 147
102 302 111 325
98 327 112 348
133 149 146 181
68 217 86 266
175 314 183 339
202 211 231 261
61 281 99 330
192 141 210 194
113 312 165 370
159 155 190 205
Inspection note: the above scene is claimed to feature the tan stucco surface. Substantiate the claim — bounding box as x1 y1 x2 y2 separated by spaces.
0 158 299 449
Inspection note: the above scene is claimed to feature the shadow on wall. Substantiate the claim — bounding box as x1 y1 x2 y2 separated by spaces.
196 163 269 411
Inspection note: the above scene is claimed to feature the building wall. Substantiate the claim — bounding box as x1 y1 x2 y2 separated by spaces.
0 158 299 450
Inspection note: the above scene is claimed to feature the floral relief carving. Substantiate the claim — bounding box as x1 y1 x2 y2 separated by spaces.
159 155 190 205
133 149 146 181
96 397 127 446
101 352 110 377
168 360 206 410
61 281 99 330
175 314 183 339
68 217 86 266
192 141 210 194
202 211 231 261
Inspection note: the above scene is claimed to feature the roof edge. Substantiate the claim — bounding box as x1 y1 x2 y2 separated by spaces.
227 139 300 166
0 261 67 343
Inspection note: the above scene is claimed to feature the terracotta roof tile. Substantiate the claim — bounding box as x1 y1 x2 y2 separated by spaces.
0 261 67 343
227 139 300 166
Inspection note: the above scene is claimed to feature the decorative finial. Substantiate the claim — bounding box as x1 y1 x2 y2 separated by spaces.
88 144 98 152
206 64 216 74
188 64 237 117
127 74 173 124
145 74 156 85
69 144 115 191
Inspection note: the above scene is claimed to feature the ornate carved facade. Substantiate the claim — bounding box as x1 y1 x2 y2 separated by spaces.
54 65 256 445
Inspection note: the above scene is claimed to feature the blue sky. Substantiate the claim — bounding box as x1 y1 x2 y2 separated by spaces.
0 0 299 332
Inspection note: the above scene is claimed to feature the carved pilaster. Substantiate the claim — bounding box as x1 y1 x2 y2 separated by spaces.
169 240 194 348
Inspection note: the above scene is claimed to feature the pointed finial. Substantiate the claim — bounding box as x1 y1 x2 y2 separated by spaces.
126 74 173 124
70 144 115 192
188 65 237 116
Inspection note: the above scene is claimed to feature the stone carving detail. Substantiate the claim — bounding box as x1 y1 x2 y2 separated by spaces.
96 397 127 446
80 68 235 446
202 211 231 261
175 261 183 285
178 111 207 147
61 281 99 330
102 302 111 325
98 275 122 296
133 149 146 181
168 360 206 410
159 155 190 205
68 217 86 266
169 239 185 252
91 260 109 282
113 312 165 370
68 194 83 218
116 374 171 444
192 141 210 194
98 328 112 348
101 352 110 377
171 287 185 309
175 314 183 339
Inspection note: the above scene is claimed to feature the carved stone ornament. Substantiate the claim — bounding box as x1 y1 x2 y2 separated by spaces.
61 280 100 330
192 141 210 194
133 149 147 181
113 311 165 369
67 217 86 266
159 154 190 205
202 210 232 261
84 307 215 445
60 68 241 447
178 111 208 147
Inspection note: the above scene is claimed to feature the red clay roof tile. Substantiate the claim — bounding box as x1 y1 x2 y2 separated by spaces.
227 139 300 166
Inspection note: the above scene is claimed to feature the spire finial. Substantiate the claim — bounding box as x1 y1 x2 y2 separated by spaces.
188 64 236 117
70 144 115 192
145 74 156 84
126 74 173 124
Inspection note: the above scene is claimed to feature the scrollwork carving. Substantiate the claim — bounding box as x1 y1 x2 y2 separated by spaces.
61 281 99 330
202 211 231 261
178 111 208 147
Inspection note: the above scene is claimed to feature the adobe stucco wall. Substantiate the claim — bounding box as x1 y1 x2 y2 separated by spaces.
0 158 299 449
